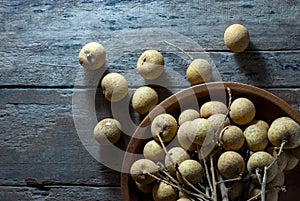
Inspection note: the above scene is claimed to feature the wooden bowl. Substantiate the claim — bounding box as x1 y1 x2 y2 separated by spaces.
121 82 300 201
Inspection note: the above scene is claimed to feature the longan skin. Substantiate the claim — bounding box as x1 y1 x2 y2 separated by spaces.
165 147 191 176
247 119 270 131
224 24 250 53
229 97 256 125
178 109 200 126
135 181 154 194
188 118 213 146
227 182 243 201
143 140 165 162
221 125 245 151
132 86 159 115
217 151 245 179
78 42 106 70
249 188 278 201
268 117 300 149
244 124 268 151
151 113 178 142
137 49 164 80
177 121 197 151
93 118 122 145
247 151 279 183
152 181 178 201
200 101 228 118
267 171 285 188
266 146 288 172
207 113 230 134
284 150 299 171
186 59 212 85
292 145 300 160
101 73 128 102
176 159 204 185
130 159 159 185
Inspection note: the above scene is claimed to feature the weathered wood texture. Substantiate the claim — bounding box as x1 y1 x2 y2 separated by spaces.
0 186 121 201
1 0 299 200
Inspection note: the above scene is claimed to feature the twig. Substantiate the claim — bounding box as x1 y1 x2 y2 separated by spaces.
199 147 213 195
175 163 210 199
147 172 207 201
256 168 262 184
216 175 242 184
210 156 217 201
261 167 267 201
267 140 287 169
163 40 194 61
217 174 229 201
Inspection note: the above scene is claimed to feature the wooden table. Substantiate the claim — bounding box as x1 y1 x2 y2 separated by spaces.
1 1 299 200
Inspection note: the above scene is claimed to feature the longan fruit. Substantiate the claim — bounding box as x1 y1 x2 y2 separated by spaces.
227 181 243 201
224 24 250 53
229 97 256 125
178 109 200 126
165 147 191 176
292 145 300 160
132 86 159 115
247 151 279 183
152 181 178 201
200 101 228 118
101 73 128 102
267 171 285 188
177 121 197 151
265 146 287 172
268 117 300 149
136 181 155 194
186 59 212 85
151 113 178 142
284 150 299 171
93 118 122 145
177 198 191 201
220 125 245 151
217 151 245 179
248 119 270 131
249 188 278 201
188 118 213 146
78 42 106 70
244 124 268 151
207 113 230 134
143 140 165 162
130 159 158 185
137 49 164 80
176 159 204 185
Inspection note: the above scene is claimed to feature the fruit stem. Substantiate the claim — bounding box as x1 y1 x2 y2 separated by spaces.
199 147 213 195
163 40 194 61
210 156 218 201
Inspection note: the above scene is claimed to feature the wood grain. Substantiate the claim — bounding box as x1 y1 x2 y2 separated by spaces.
0 0 299 200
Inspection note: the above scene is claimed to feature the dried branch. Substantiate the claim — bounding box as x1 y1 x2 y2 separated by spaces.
210 156 218 201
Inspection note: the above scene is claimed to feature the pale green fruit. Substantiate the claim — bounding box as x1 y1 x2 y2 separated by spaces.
94 118 121 145
186 59 212 85
152 181 178 201
101 73 128 102
268 117 300 149
200 101 228 118
224 24 250 53
132 86 159 115
137 49 164 80
217 151 245 179
130 159 158 185
176 159 204 185
229 97 256 125
78 42 106 70
151 113 178 142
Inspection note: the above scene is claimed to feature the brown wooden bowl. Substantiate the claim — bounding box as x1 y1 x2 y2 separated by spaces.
121 82 300 201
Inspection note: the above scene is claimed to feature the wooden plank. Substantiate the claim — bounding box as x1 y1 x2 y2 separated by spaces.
0 186 121 201
0 88 299 186
1 50 299 87
0 0 299 87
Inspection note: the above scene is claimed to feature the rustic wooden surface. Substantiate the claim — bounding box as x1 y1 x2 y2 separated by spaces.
0 0 299 200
